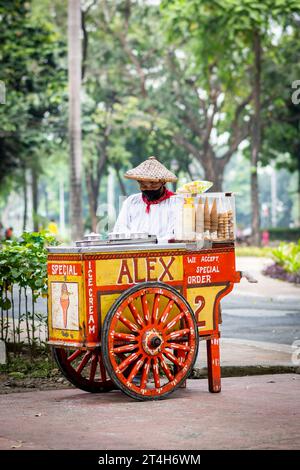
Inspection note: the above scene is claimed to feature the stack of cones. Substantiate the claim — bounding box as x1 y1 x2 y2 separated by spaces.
217 212 230 240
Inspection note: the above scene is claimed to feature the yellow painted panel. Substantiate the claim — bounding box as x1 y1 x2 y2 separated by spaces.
95 255 183 287
47 273 85 343
186 285 227 332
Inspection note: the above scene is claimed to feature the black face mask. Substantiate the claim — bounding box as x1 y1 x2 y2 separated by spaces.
142 186 165 201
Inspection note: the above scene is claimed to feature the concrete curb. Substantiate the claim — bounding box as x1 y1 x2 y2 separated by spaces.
233 291 300 302
191 365 300 379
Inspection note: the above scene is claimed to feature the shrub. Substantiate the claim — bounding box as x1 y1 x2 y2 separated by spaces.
271 240 300 274
0 231 58 354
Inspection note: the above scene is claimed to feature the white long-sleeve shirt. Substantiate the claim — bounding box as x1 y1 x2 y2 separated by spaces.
113 193 176 241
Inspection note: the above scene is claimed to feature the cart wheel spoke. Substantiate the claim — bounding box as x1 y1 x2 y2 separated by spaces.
167 342 191 352
163 349 182 367
118 352 140 373
98 353 107 382
67 349 83 363
113 343 138 354
152 294 161 323
113 332 137 342
102 282 198 400
127 357 145 384
128 302 145 328
53 347 115 393
89 353 98 382
165 328 190 341
164 311 185 331
152 357 161 388
140 359 151 389
159 355 174 382
76 351 92 374
119 314 140 333
141 294 151 324
158 299 174 325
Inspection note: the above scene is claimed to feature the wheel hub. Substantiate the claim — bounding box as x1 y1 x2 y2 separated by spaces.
142 329 163 356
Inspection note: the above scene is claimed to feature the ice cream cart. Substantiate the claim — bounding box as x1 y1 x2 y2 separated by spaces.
47 191 248 401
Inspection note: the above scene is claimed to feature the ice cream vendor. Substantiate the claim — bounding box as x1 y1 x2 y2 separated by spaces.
113 156 178 241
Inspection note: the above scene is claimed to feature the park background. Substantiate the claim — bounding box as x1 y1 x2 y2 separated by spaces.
0 0 300 360
1 2 300 452
0 0 300 245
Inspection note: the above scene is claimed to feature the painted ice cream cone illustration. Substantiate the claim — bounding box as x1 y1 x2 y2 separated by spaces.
60 283 70 329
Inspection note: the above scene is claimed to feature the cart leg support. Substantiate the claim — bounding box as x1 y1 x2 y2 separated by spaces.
206 335 221 393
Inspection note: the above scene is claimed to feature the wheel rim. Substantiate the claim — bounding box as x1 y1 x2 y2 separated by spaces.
54 347 114 393
103 284 198 399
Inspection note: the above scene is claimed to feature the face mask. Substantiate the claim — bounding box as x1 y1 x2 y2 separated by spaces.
141 186 165 201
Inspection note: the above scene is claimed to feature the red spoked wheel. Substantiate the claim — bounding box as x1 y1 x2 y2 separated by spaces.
102 282 199 401
53 347 115 393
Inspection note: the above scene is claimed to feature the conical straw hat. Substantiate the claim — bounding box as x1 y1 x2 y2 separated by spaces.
124 156 178 182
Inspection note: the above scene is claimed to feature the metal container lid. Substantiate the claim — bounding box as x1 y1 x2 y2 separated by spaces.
75 232 158 247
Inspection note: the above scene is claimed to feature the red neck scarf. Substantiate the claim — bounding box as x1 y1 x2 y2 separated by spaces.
142 187 175 213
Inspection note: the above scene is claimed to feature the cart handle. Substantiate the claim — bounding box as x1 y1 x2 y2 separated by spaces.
240 271 258 283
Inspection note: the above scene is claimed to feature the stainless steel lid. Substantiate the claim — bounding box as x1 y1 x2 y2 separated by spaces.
75 232 157 247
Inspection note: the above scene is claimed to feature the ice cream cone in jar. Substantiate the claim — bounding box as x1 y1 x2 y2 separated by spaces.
60 283 70 329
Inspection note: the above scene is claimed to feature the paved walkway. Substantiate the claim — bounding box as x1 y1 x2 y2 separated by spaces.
195 338 296 370
235 257 300 300
0 374 299 450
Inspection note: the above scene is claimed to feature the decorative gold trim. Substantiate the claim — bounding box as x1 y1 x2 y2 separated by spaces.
82 247 234 260
48 254 82 261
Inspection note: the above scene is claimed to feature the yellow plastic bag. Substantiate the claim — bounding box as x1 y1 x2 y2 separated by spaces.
177 180 213 194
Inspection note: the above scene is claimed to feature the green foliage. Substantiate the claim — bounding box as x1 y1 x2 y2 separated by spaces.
161 0 300 177
0 348 54 378
0 0 300 231
0 231 58 301
0 231 58 350
235 246 272 257
271 240 300 273
265 228 300 242
0 0 67 191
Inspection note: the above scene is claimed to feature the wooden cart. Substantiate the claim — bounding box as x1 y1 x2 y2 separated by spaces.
47 240 241 400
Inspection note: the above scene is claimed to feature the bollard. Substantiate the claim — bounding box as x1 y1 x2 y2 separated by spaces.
0 340 7 365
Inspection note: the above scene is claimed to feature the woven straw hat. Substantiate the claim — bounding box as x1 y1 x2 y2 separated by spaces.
124 156 177 182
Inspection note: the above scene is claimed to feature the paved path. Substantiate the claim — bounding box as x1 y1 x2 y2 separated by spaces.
195 338 297 369
235 257 300 300
0 374 299 450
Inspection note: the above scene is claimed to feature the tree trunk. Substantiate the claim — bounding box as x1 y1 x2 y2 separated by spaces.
85 168 99 232
23 166 28 231
85 145 108 233
68 0 83 241
31 167 39 231
115 165 127 197
202 151 226 192
250 30 261 246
